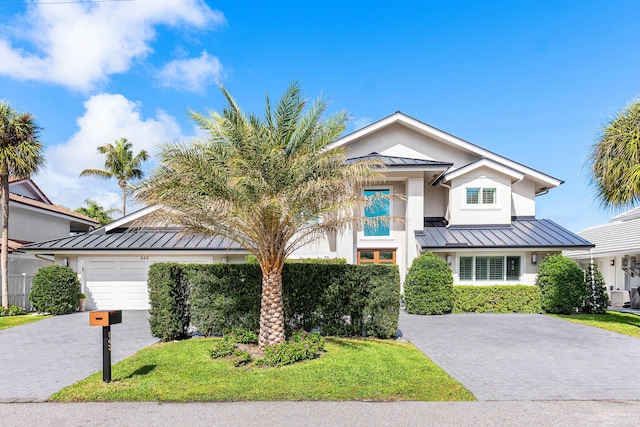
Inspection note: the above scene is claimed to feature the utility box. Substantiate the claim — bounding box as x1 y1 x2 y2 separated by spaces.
90 310 122 327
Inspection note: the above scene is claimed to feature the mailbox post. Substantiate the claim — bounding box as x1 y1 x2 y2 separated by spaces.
89 310 122 383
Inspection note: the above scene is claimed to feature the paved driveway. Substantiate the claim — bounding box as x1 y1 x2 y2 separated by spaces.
399 311 640 401
0 311 157 402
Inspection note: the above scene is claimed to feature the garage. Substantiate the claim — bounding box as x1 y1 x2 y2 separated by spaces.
81 256 214 311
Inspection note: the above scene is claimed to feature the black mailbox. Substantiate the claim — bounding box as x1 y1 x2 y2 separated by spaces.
89 310 123 383
89 310 122 326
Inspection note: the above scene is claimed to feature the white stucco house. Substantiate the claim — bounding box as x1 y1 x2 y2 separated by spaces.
23 112 592 310
564 207 640 308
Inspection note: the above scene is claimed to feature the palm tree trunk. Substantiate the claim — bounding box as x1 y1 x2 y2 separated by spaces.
1 172 9 310
258 265 286 348
120 183 127 217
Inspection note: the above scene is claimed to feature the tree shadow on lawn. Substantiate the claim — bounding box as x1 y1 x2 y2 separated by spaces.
118 365 156 380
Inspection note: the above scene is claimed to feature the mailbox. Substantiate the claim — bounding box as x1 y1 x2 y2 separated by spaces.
90 310 122 327
89 310 123 383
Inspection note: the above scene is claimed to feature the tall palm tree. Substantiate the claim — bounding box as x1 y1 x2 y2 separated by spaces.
135 82 382 348
588 99 640 209
80 138 149 216
0 100 45 309
75 199 119 226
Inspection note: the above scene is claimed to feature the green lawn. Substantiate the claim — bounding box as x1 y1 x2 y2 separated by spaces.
51 337 475 402
0 314 50 330
552 310 640 338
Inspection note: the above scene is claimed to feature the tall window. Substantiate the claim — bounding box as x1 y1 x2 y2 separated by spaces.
466 187 496 205
458 256 520 281
364 189 390 236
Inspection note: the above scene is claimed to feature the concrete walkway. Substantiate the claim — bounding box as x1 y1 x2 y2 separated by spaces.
399 311 640 401
0 310 157 402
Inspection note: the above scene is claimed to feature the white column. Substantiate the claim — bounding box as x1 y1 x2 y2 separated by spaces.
405 177 424 274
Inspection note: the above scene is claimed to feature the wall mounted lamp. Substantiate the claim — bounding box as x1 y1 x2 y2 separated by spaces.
531 253 538 265
446 254 452 265
610 259 615 266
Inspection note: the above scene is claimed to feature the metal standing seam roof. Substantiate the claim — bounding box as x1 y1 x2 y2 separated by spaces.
21 230 245 252
415 218 594 249
345 152 453 168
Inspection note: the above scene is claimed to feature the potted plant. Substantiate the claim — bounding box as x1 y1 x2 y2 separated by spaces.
78 293 87 312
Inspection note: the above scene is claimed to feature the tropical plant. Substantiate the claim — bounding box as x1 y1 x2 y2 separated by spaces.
0 100 45 309
74 199 118 226
80 138 149 216
135 81 382 348
588 99 640 209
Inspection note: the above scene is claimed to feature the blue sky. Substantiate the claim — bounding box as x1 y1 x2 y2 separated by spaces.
1 0 639 232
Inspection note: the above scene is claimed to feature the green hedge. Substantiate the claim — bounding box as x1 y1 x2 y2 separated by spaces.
148 262 401 342
453 285 542 313
536 255 587 314
404 252 454 315
29 265 80 315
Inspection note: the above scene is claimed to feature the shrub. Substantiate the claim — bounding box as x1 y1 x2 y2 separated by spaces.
29 265 80 315
453 285 542 313
0 304 26 317
536 255 587 314
255 331 325 367
404 252 453 315
147 263 191 341
209 334 241 359
583 263 609 314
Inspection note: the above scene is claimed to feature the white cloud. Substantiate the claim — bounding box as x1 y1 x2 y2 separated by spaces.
38 93 189 214
0 0 225 92
156 50 222 93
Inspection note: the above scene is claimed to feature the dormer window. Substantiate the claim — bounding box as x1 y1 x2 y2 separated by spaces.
466 187 496 205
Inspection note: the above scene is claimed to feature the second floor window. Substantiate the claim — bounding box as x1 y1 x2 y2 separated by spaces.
364 189 390 236
466 187 496 205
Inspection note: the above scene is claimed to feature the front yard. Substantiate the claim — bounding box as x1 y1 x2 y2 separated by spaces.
552 310 640 338
0 313 50 330
51 337 475 402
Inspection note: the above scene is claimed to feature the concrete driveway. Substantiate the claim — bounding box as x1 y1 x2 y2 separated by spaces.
0 310 157 402
399 311 640 401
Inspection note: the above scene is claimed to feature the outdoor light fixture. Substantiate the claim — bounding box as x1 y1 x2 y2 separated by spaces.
610 259 615 266
531 253 538 265
446 254 452 265
222 256 228 263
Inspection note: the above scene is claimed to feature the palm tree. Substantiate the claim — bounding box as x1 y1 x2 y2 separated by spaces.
75 199 119 226
135 82 382 348
80 138 149 216
0 100 45 309
588 99 640 209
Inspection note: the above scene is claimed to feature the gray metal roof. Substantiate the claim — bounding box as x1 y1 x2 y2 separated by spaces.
346 152 452 168
22 230 245 252
416 218 594 250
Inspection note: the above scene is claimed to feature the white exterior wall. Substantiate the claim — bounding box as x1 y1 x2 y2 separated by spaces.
448 167 512 226
7 205 70 242
511 180 536 217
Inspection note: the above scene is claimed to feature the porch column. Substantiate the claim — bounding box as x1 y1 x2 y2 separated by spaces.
405 177 424 273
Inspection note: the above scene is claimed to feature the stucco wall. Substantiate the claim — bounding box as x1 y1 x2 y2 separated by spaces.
449 167 512 225
7 205 70 242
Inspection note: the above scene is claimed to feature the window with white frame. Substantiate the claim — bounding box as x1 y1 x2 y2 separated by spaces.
466 187 496 205
364 189 390 237
459 256 521 281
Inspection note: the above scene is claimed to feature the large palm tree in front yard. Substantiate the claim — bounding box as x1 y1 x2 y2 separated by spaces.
0 100 45 309
135 82 382 348
80 138 149 216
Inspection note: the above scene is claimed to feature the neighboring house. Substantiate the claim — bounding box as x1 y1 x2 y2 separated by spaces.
564 207 640 307
4 178 98 307
23 112 592 310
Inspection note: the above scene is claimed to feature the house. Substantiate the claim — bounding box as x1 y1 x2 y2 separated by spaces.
564 207 640 307
23 112 592 310
4 177 98 307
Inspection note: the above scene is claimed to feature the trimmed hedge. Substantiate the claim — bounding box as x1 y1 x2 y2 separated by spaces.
453 285 541 313
29 265 80 315
148 263 191 340
536 255 587 314
404 252 454 315
148 262 401 342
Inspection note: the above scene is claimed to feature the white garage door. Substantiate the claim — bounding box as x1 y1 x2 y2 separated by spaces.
84 259 150 310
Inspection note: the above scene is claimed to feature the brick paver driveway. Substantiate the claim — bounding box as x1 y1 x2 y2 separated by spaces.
0 311 157 402
399 311 640 401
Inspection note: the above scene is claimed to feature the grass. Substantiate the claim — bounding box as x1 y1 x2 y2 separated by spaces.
0 313 50 330
551 310 640 338
51 337 475 402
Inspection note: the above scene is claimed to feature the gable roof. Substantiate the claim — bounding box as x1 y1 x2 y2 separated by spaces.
9 177 52 204
329 112 563 194
416 218 593 250
443 158 525 183
9 193 98 225
345 152 452 170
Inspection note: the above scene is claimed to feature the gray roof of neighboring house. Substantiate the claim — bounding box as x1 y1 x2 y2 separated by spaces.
345 152 452 168
22 229 245 252
416 218 594 250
